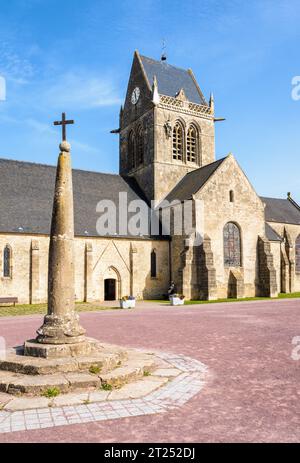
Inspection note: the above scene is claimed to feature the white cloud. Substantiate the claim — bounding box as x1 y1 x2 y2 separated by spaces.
0 42 34 81
2 116 99 154
25 118 56 135
43 72 122 110
25 118 98 153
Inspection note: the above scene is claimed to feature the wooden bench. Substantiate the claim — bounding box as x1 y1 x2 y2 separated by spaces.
0 297 18 307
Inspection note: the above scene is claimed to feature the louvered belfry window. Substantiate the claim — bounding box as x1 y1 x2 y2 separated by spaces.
296 235 300 272
172 122 183 160
224 222 241 267
137 128 144 165
187 125 197 162
3 245 11 277
128 131 136 169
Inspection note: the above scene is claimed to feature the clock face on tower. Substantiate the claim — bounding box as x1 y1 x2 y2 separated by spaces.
131 87 140 105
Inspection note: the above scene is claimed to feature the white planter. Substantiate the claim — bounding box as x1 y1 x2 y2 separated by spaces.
120 299 136 309
170 297 185 306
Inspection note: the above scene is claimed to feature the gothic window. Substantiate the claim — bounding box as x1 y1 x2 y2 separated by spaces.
296 235 300 272
223 222 241 267
172 122 183 161
137 127 144 165
151 250 157 278
3 245 11 278
186 125 197 163
128 130 136 169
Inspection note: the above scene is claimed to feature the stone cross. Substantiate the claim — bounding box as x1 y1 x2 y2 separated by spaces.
53 112 74 141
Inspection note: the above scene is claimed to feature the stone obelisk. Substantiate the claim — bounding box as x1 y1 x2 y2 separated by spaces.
24 137 86 359
35 140 86 345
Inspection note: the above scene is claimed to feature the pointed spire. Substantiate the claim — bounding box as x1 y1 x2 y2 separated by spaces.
152 75 160 105
209 92 214 113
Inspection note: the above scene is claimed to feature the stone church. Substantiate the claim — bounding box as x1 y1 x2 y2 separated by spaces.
1 50 300 304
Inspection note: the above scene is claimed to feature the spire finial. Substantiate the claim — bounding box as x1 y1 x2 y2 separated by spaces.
161 39 167 62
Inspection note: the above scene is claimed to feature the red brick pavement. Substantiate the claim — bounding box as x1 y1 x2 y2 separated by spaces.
0 299 299 443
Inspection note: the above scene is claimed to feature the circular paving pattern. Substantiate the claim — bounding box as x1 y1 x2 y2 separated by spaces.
0 351 208 434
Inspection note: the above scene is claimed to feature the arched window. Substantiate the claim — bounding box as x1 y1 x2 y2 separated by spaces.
186 125 197 163
296 235 300 272
136 127 144 165
223 222 241 267
229 190 234 203
172 122 183 161
128 130 136 169
151 250 157 278
3 245 11 278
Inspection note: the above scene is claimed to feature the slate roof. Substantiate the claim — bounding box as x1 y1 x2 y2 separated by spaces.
2 157 299 239
140 55 207 105
265 223 282 242
261 197 300 225
164 157 226 203
0 158 158 239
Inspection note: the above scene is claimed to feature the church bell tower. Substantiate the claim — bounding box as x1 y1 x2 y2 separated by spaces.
119 50 216 203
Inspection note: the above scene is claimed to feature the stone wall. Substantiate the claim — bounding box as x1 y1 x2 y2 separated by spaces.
153 107 215 202
0 234 170 304
270 241 281 293
267 222 300 292
195 154 266 298
120 109 155 201
257 236 278 297
198 235 218 300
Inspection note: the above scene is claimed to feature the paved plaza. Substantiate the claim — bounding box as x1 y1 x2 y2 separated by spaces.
0 298 299 442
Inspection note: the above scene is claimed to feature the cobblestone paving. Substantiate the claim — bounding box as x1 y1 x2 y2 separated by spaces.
0 298 300 442
0 352 207 434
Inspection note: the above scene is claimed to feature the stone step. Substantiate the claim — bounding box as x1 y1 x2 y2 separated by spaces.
0 347 126 376
0 371 102 395
0 352 158 396
0 354 122 376
100 352 157 388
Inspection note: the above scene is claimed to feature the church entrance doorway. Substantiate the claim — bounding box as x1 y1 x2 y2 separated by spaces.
104 278 116 301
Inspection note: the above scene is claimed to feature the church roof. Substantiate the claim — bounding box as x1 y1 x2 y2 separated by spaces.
261 196 300 225
265 223 282 242
0 158 159 239
140 55 207 105
164 157 226 202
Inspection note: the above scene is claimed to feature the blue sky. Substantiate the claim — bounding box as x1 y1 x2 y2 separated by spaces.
0 0 299 200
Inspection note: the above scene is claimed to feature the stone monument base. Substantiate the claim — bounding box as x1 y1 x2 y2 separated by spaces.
24 337 102 359
0 340 158 396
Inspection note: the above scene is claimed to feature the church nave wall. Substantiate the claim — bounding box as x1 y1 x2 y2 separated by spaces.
0 234 170 304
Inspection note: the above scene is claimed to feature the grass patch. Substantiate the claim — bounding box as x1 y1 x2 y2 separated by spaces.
42 387 60 398
184 292 300 305
0 302 121 317
143 370 151 377
101 383 113 391
278 292 300 299
1 292 300 318
89 365 101 375
146 293 300 306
